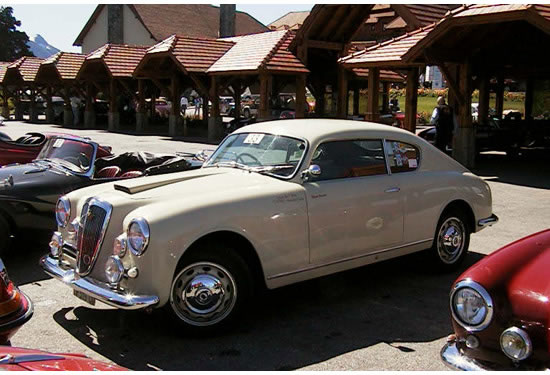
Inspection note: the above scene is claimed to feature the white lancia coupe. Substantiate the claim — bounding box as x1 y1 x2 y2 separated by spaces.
41 119 498 331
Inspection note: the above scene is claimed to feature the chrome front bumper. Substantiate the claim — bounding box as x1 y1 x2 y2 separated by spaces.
441 341 489 371
40 255 159 310
478 214 499 228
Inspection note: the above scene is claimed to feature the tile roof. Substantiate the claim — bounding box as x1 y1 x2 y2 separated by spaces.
208 30 308 74
75 5 268 46
340 27 433 66
268 11 310 30
86 44 148 78
402 4 455 26
145 35 236 73
0 62 10 84
7 56 44 82
41 52 86 80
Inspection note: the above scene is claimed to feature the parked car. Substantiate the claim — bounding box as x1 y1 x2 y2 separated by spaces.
0 132 54 166
441 229 550 370
0 134 202 253
0 257 125 370
0 258 32 344
41 119 497 332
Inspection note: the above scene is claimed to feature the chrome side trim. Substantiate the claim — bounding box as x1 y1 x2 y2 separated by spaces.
478 214 499 227
40 255 158 310
267 238 432 280
450 279 494 332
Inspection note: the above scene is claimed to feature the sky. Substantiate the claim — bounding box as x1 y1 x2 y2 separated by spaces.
5 4 314 53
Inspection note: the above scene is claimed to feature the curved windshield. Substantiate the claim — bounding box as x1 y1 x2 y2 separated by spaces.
204 133 306 178
36 137 95 173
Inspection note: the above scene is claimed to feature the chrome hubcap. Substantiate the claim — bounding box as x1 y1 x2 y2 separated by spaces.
170 262 237 326
437 217 465 264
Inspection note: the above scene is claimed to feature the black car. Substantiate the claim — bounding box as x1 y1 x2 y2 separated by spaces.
0 135 202 253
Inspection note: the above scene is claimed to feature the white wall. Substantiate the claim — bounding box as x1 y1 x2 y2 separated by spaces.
82 6 108 54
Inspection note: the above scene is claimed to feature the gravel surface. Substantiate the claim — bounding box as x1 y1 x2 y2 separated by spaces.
2 121 549 370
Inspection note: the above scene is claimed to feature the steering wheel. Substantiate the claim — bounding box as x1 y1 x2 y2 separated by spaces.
236 152 261 166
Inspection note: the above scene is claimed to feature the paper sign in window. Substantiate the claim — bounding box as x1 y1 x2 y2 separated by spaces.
53 139 65 148
243 134 264 144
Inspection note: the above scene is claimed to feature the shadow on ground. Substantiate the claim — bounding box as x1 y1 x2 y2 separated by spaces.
474 153 550 189
48 251 483 371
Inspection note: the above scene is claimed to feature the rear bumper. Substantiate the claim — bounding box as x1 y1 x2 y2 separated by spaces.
478 214 499 228
40 255 158 310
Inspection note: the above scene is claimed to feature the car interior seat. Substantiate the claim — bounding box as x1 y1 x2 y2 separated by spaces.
119 170 144 179
95 166 122 178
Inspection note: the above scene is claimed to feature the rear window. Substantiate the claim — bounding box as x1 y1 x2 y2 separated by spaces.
385 140 420 173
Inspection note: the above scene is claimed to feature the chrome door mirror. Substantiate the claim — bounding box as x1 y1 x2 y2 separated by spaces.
301 164 321 181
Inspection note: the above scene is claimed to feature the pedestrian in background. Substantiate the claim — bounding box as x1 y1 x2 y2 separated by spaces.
430 96 456 152
194 97 201 119
180 96 188 118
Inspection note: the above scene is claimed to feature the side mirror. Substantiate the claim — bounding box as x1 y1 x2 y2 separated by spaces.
301 164 321 181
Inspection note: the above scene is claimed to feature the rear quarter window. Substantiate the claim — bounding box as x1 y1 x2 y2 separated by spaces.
385 140 420 173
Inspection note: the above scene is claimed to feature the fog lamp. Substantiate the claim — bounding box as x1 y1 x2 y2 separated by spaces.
113 234 127 257
49 232 63 258
105 256 124 285
465 335 480 349
500 327 532 361
66 218 80 245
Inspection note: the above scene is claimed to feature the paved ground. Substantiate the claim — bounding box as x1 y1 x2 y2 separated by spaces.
2 121 549 370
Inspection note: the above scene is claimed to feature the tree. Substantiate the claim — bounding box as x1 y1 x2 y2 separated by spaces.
0 6 33 62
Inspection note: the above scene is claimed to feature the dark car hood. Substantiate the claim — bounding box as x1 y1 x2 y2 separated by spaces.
456 229 550 323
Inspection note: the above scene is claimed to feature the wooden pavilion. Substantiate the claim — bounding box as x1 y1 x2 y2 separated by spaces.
0 63 11 119
3 57 44 123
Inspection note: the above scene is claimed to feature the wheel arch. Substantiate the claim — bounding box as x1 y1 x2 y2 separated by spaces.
440 199 475 233
176 230 267 290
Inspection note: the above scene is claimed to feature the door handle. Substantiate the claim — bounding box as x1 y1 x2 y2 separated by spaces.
385 187 400 193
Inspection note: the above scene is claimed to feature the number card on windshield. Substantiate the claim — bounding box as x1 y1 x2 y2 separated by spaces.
52 139 65 148
243 134 264 145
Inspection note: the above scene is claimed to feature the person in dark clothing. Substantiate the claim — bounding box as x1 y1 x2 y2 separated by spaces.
431 96 455 152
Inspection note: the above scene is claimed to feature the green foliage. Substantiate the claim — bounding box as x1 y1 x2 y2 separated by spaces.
0 6 33 61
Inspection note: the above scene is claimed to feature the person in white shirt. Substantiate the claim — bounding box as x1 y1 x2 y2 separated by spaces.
180 96 189 117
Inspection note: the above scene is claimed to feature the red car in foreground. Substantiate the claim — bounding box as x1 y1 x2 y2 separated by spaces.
0 133 50 166
0 258 125 371
442 229 550 370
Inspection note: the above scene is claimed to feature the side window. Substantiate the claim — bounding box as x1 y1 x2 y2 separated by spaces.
309 139 387 181
385 140 420 173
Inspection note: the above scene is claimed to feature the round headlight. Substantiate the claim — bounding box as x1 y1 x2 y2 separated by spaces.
451 280 493 331
127 218 150 256
56 197 71 228
105 256 124 285
501 327 532 361
49 231 63 258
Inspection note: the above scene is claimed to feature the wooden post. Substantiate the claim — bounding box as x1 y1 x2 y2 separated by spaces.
84 82 96 129
29 90 38 123
136 79 147 132
169 73 181 137
337 66 348 119
202 94 209 124
108 79 119 131
45 86 54 123
14 90 23 121
62 88 73 126
404 68 419 132
366 68 380 122
233 81 242 120
295 74 306 118
208 75 220 140
259 74 270 120
495 73 504 120
478 74 490 125
453 62 475 168
381 82 390 113
1 89 9 119
353 85 360 116
525 78 534 121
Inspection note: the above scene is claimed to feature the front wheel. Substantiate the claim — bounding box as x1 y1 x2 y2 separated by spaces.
428 209 470 271
169 247 252 332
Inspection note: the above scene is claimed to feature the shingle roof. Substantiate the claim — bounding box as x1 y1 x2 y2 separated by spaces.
0 62 10 84
74 5 267 46
86 44 148 78
268 11 310 30
402 4 455 26
7 56 44 82
264 31 309 74
41 52 86 81
145 35 235 73
340 27 433 66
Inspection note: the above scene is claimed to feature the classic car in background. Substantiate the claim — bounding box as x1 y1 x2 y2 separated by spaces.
0 258 125 370
441 229 550 370
0 258 32 345
0 134 202 253
41 119 497 332
0 133 56 166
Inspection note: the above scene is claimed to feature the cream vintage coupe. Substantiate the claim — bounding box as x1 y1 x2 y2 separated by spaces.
41 119 498 331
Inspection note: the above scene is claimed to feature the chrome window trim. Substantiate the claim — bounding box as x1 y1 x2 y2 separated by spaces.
450 279 494 332
76 197 113 277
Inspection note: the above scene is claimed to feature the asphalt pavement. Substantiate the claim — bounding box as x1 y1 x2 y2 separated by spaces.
2 120 549 370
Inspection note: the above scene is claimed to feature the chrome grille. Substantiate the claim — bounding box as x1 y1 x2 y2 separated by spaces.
76 198 112 276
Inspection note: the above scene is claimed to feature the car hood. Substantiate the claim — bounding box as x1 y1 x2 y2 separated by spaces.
456 229 550 324
0 162 77 196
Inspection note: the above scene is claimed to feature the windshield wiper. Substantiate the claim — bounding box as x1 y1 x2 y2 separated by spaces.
209 161 251 171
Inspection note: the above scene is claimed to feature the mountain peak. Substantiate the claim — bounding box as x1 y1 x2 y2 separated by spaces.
27 34 60 58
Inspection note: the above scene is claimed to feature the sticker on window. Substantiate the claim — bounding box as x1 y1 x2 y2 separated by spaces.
52 139 65 148
243 134 265 144
408 159 417 168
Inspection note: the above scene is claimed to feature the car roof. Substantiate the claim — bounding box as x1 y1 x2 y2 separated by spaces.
234 119 417 143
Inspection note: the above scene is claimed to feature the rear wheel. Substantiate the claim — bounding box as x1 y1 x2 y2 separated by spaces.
169 245 252 333
428 209 470 271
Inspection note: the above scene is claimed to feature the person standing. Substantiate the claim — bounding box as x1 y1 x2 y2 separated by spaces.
180 96 188 118
431 96 455 152
194 97 201 119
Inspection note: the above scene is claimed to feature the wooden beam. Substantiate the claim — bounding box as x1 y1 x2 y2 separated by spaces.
381 82 390 113
404 67 418 133
366 67 380 122
438 63 465 107
295 74 307 118
118 79 138 101
188 73 209 98
337 66 348 119
151 78 172 97
495 72 504 119
453 61 475 168
478 74 490 125
259 74 271 120
525 78 534 120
